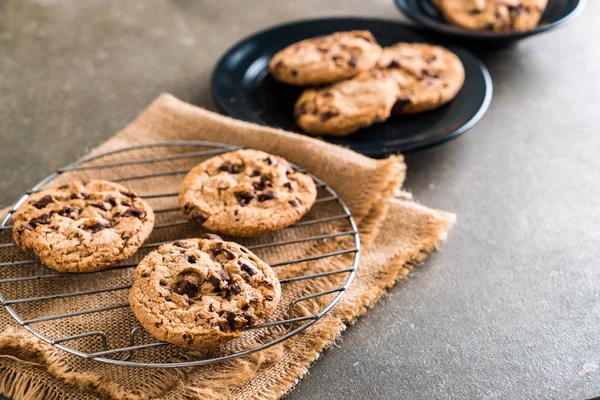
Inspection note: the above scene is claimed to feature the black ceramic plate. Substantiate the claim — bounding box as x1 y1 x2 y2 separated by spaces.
212 18 493 157
394 0 586 46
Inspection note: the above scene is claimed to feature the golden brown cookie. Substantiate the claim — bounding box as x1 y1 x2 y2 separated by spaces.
435 0 548 32
129 237 281 348
12 180 155 272
179 150 317 237
294 70 400 136
376 43 465 115
269 31 383 86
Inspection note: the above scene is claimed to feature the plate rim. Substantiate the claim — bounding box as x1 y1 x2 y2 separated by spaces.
393 0 587 40
211 17 494 157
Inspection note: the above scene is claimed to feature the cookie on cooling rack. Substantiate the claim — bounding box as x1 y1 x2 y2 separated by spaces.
179 149 317 237
376 43 465 115
129 236 281 348
269 31 383 86
12 180 155 273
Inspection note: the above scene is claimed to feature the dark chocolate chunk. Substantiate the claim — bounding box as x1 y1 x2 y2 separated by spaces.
264 156 278 166
294 103 308 118
191 211 207 225
348 54 358 68
183 202 193 213
174 279 199 297
320 110 340 121
258 190 276 202
289 199 300 207
251 170 261 177
87 220 110 233
141 272 150 278
240 247 248 254
230 283 241 295
187 255 197 264
20 222 34 231
58 184 70 190
387 60 400 69
91 202 107 211
121 208 146 219
241 303 250 311
201 233 222 241
234 191 254 206
468 9 483 15
214 247 236 260
106 197 117 207
208 270 230 290
120 190 137 198
208 303 215 312
291 69 297 76
283 182 293 190
218 161 242 174
173 241 186 248
240 263 258 277
223 311 248 330
57 206 77 218
265 295 274 301
392 97 413 113
29 214 51 227
422 69 440 79
32 195 54 209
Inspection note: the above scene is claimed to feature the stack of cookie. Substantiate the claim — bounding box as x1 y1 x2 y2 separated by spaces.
268 31 466 136
11 149 317 349
431 0 548 32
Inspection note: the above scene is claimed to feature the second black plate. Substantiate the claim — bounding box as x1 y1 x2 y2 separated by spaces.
212 18 493 157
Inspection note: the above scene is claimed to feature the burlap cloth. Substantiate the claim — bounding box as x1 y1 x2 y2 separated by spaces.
0 94 455 400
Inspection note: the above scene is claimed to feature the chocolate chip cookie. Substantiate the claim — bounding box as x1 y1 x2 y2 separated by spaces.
294 70 399 136
128 237 281 348
269 31 383 86
179 150 317 237
435 0 548 32
12 180 155 272
376 43 465 115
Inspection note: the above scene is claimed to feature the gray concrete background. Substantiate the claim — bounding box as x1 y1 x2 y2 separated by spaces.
1 1 599 399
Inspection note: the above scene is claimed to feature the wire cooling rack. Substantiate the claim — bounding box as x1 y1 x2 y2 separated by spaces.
0 141 360 368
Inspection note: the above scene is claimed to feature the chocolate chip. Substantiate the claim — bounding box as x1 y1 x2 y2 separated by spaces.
265 295 273 301
175 279 199 297
291 69 298 77
258 190 276 202
242 313 254 326
392 97 413 113
468 9 483 14
230 283 241 295
57 206 77 218
253 176 272 191
192 211 207 225
208 303 215 312
320 111 340 121
155 322 162 328
173 241 186 248
120 190 137 198
241 303 250 311
294 103 308 118
106 197 117 207
208 270 230 290
29 214 51 227
32 195 54 209
422 69 440 79
141 272 150 278
289 199 300 207
348 54 358 68
91 202 107 211
58 184 70 190
240 263 257 277
183 202 193 213
187 255 197 264
234 191 254 206
213 321 224 331
283 182 293 190
240 247 248 254
223 311 248 330
214 247 235 260
250 170 261 177
165 296 172 302
87 220 110 233
264 156 278 166
20 222 34 231
121 208 146 219
218 161 242 174
202 233 222 241
70 192 83 200
387 60 400 69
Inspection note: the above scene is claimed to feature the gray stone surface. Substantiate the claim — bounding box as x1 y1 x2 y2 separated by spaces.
0 1 598 399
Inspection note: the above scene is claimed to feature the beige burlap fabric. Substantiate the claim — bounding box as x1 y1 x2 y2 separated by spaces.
0 94 455 399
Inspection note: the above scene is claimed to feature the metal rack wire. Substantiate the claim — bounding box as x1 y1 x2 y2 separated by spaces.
0 141 360 367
